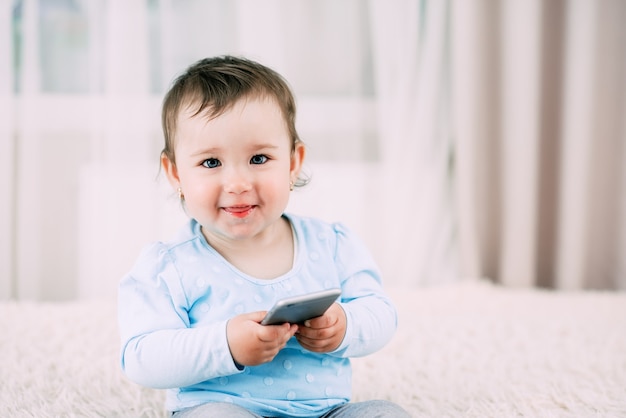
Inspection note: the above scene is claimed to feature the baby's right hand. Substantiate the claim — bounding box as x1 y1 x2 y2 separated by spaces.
226 311 298 367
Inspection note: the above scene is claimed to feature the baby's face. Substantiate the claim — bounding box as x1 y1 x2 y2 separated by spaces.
167 96 304 244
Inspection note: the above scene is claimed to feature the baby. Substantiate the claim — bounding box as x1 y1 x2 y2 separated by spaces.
118 56 410 418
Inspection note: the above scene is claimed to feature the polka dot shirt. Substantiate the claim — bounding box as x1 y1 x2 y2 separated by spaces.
118 214 397 416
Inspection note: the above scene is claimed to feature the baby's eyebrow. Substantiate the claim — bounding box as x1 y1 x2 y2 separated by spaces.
189 147 220 157
251 143 279 151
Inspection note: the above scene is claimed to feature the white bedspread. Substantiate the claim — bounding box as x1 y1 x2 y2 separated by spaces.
1 280 625 417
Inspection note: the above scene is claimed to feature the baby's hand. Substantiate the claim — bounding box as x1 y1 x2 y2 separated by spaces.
295 303 346 353
226 311 298 367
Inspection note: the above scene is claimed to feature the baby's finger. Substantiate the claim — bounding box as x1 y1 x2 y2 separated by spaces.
259 323 298 343
243 310 268 324
304 314 337 331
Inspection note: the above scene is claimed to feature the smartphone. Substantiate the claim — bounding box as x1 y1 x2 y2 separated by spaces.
261 288 342 326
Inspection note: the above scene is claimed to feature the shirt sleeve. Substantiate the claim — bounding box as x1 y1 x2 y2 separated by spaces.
328 223 398 358
118 243 242 389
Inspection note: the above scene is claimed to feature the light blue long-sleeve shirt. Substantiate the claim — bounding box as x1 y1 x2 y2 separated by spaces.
118 214 397 417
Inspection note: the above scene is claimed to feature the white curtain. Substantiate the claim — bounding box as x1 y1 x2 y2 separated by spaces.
368 0 457 286
4 0 623 302
453 0 626 289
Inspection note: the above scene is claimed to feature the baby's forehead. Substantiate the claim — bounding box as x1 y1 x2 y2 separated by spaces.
177 93 283 122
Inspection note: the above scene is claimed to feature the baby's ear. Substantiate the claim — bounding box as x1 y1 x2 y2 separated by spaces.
290 141 306 178
161 152 180 187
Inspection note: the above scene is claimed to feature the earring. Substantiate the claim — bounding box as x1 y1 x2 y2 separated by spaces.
289 181 294 191
177 187 184 200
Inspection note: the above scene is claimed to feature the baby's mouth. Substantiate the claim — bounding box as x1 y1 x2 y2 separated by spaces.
223 205 255 218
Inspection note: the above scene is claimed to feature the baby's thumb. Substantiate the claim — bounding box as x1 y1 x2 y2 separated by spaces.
244 310 268 324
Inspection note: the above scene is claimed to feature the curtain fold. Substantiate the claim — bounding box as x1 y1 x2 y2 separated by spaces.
556 0 626 289
369 0 457 286
15 0 45 299
0 0 13 299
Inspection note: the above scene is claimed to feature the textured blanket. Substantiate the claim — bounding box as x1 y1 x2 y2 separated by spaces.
1 280 625 417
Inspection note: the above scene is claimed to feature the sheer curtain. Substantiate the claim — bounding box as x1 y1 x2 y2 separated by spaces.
453 0 626 289
368 0 457 286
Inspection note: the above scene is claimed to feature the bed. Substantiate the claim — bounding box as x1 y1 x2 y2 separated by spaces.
1 280 625 417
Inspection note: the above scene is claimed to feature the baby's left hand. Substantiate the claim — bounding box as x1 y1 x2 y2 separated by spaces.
295 303 346 353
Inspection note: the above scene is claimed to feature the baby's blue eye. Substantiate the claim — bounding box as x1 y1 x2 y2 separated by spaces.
250 155 268 165
202 158 221 168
